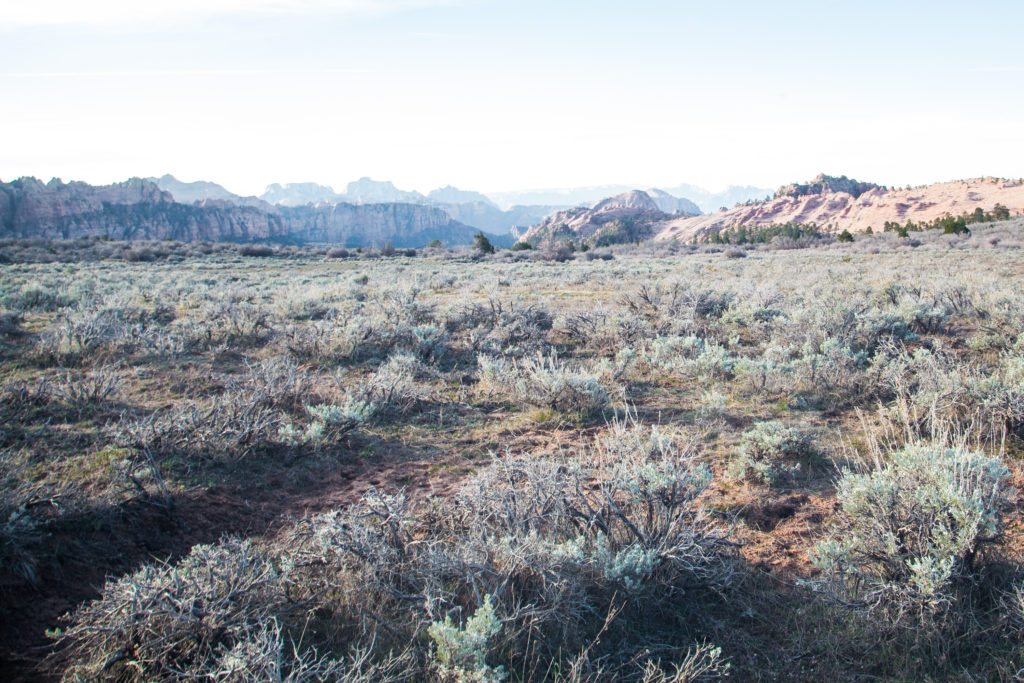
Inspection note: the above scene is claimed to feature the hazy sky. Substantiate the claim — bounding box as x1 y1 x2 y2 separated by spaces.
2 0 1022 196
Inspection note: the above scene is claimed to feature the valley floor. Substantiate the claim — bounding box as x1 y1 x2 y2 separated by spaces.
2 224 1024 680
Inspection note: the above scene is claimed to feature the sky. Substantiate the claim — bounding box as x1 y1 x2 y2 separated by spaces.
2 0 1023 196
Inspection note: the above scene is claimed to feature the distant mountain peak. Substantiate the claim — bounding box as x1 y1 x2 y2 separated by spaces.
427 185 497 208
150 174 243 204
345 177 424 204
260 182 339 207
520 190 672 246
593 190 660 212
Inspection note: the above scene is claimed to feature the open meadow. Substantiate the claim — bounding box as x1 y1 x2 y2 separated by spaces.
2 222 1024 680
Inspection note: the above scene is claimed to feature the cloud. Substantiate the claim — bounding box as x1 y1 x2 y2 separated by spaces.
0 0 455 28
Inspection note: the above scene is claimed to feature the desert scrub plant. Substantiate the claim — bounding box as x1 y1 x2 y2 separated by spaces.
58 538 295 681
347 352 432 418
427 595 507 682
278 397 376 449
811 443 1008 638
112 388 281 470
477 352 612 417
33 308 119 365
448 298 553 357
211 618 415 682
4 282 73 312
242 355 312 411
282 425 734 679
636 642 729 682
199 297 271 347
730 421 818 486
52 366 121 419
0 308 21 336
642 335 735 382
0 497 45 587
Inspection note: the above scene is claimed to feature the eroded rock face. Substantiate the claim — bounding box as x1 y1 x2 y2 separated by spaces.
0 177 496 247
520 190 672 246
775 174 881 200
280 202 495 247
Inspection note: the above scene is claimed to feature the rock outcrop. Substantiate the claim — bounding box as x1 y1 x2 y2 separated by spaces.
655 176 1024 242
775 173 881 200
520 190 672 246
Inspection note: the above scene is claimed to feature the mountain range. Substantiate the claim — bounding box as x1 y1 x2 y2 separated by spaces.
147 175 712 239
0 177 507 248
4 172 1020 249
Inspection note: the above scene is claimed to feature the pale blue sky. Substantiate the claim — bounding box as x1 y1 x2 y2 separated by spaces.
2 0 1022 195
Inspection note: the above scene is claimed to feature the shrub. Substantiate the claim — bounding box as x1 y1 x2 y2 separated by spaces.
283 421 733 679
449 299 553 357
724 248 747 258
474 232 496 255
113 388 281 468
812 444 1008 633
478 352 612 416
731 421 816 485
5 283 72 312
0 309 22 336
643 335 735 382
239 244 276 257
0 499 44 587
53 367 121 418
327 247 351 258
60 539 290 681
514 353 611 416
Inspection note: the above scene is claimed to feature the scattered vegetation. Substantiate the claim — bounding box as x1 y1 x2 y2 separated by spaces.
2 218 1024 681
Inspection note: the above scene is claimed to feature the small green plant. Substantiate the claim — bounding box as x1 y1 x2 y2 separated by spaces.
427 595 507 682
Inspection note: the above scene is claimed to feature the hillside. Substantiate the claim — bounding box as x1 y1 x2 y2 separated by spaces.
656 175 1024 242
520 190 680 246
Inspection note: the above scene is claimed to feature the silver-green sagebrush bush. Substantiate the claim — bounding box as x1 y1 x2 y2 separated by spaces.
477 351 612 416
812 444 1008 631
730 420 817 486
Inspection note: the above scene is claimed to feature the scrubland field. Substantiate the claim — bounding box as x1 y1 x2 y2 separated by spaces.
2 222 1024 681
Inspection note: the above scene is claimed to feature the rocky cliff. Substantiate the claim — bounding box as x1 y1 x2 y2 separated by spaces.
0 177 503 247
280 202 507 248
